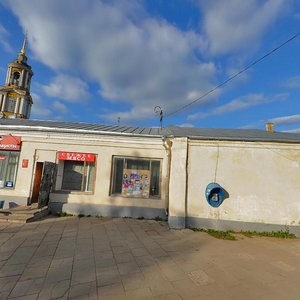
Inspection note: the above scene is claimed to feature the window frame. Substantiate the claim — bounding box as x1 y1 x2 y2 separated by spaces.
55 156 97 194
0 150 20 189
110 156 162 199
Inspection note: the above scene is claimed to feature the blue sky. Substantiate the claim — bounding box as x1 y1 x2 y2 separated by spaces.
0 0 300 132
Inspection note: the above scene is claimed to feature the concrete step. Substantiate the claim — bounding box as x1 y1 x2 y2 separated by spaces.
0 205 49 223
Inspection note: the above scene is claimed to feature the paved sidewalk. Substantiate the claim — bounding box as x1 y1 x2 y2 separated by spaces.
0 216 299 300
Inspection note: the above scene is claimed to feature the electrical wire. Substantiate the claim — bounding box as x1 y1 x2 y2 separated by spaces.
165 32 300 118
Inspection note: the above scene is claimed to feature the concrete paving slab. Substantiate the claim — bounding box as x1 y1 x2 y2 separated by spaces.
0 216 299 299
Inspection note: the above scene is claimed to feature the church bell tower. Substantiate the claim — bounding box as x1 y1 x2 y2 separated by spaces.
0 33 33 119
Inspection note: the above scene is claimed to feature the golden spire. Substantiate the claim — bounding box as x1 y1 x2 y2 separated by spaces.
20 31 27 55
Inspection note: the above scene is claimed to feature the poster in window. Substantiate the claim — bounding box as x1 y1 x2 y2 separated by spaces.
121 169 150 197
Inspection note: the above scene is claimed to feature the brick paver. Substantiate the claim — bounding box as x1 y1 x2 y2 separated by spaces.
0 216 299 299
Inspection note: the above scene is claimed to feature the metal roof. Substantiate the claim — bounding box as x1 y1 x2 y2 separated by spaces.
0 118 168 137
167 126 300 143
1 118 300 143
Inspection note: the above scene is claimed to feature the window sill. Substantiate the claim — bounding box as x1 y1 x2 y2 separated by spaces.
110 194 161 200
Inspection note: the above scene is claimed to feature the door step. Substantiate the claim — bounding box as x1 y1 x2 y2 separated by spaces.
0 205 49 223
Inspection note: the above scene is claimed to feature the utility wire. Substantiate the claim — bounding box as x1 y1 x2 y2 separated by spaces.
165 32 300 118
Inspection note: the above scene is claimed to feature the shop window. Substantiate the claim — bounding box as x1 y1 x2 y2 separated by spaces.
56 152 96 192
0 151 19 189
111 156 161 198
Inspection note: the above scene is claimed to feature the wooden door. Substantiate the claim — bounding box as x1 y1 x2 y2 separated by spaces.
31 162 43 203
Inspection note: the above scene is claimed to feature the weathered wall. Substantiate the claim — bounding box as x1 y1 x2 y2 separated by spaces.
168 137 188 228
187 140 300 230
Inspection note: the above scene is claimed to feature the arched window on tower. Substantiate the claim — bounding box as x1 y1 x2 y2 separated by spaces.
23 101 29 117
10 71 21 86
27 76 31 89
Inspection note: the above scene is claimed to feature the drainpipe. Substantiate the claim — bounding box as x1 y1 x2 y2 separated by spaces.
184 139 189 228
162 136 172 218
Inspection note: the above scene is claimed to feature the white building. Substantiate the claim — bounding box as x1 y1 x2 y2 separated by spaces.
1 118 300 237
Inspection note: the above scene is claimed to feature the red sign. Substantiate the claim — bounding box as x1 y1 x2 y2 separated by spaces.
0 136 21 151
58 151 95 162
0 156 6 160
22 159 29 168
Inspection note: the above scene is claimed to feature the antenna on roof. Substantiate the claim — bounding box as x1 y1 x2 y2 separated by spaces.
154 106 163 129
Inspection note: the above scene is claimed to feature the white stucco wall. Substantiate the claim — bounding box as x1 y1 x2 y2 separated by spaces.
0 130 168 212
187 140 300 226
168 137 188 228
2 128 300 229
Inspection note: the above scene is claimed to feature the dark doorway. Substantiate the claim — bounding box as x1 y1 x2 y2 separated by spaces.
38 162 56 208
31 162 43 204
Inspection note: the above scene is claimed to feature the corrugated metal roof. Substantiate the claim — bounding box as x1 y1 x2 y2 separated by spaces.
0 118 167 137
167 126 300 143
1 118 300 143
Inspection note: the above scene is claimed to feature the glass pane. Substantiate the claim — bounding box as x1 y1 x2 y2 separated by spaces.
126 159 149 170
150 160 160 196
0 151 8 186
112 158 123 194
83 162 95 192
62 160 84 191
6 152 19 183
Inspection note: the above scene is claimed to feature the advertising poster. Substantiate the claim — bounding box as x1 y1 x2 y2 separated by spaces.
121 169 150 197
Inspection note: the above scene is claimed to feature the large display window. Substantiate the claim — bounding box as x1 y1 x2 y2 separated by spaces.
0 151 19 189
111 156 161 198
56 152 96 192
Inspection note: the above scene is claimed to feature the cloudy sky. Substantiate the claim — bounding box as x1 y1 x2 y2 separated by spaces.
0 0 300 131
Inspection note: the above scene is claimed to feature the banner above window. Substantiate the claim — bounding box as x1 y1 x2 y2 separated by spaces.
0 136 21 151
57 151 95 162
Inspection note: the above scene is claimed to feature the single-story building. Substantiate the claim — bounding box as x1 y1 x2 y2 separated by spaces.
1 118 300 236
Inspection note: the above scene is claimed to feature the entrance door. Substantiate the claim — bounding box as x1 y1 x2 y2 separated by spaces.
37 162 56 208
31 162 44 204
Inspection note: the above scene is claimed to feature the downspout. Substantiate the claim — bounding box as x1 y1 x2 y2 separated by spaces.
162 136 172 218
184 138 189 228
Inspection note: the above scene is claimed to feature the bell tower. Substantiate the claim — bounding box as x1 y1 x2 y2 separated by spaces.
0 33 33 119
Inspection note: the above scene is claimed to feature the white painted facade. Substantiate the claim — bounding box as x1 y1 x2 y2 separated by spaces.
186 139 300 229
0 124 300 236
0 130 167 218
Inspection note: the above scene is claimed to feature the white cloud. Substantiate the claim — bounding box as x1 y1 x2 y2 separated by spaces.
99 106 155 123
4 0 217 121
41 74 90 102
270 114 300 126
283 128 300 133
0 24 13 53
52 100 68 114
188 93 287 121
3 0 291 123
283 75 300 89
30 92 53 118
198 0 286 55
178 123 195 128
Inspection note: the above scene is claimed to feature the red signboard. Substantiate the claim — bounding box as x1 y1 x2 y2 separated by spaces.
57 151 95 162
22 159 29 168
0 136 21 151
